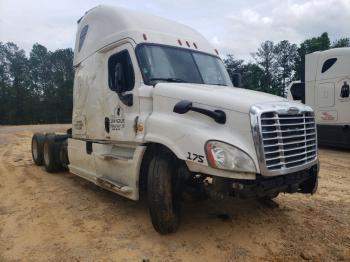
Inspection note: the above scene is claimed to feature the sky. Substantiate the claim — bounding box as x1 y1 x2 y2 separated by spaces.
0 0 350 61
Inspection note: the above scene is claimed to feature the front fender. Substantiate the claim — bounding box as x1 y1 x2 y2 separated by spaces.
144 96 260 177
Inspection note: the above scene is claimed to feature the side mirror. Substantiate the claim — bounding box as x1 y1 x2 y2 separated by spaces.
173 100 193 114
173 100 226 124
231 73 242 87
120 93 133 106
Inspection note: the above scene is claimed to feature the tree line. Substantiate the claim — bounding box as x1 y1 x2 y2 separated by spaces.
0 32 349 125
0 43 73 125
224 32 350 96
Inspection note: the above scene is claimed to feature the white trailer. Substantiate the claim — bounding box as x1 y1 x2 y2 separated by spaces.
287 48 350 148
32 5 319 234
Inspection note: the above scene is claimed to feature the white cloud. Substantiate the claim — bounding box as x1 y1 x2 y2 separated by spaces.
211 36 220 46
220 0 350 59
0 0 349 61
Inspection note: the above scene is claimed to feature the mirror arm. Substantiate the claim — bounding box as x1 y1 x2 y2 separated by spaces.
173 100 226 124
190 106 226 124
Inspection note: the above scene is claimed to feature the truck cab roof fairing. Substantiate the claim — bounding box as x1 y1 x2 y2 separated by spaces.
73 5 217 66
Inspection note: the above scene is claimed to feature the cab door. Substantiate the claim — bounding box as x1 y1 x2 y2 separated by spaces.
103 43 141 142
315 57 338 123
92 43 142 199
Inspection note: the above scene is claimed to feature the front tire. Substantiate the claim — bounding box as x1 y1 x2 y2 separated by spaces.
147 150 182 234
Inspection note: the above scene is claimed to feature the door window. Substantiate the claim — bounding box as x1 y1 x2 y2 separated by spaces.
108 50 135 93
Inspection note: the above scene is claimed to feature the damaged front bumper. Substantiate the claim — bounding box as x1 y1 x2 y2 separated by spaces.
207 162 319 199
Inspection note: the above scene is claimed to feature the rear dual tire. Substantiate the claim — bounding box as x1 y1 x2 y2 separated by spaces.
31 133 45 166
43 134 61 173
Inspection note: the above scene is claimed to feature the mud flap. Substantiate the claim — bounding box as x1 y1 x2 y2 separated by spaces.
299 161 319 194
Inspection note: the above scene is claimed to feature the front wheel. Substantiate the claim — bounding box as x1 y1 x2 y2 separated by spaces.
147 150 182 234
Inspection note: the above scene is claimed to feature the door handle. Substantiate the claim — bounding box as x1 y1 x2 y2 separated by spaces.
104 117 110 133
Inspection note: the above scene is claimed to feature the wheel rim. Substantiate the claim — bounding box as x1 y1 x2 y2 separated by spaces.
32 139 38 160
43 142 50 165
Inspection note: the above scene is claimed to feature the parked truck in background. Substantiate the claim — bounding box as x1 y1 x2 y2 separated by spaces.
31 5 319 234
287 48 350 148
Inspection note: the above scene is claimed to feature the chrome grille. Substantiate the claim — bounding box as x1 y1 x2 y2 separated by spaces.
260 111 317 171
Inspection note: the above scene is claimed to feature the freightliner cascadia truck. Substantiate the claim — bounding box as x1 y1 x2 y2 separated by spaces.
31 5 319 234
287 48 350 148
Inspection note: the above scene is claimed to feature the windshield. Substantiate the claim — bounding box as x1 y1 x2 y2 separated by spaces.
136 44 233 86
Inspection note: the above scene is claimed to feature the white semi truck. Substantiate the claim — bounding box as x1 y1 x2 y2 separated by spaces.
287 48 350 148
31 5 319 234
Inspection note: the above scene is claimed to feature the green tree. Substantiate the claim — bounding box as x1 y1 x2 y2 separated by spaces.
29 43 54 123
2 42 31 124
223 54 245 87
28 44 74 123
50 48 74 123
295 32 331 80
252 41 276 94
241 63 264 91
0 42 74 125
223 55 265 90
223 54 244 75
332 38 350 48
302 32 331 54
274 40 298 96
0 42 11 123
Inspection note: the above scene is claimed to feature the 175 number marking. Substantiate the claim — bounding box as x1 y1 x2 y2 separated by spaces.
187 152 204 163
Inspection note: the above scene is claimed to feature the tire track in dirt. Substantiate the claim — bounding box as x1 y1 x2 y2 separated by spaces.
0 141 21 257
0 125 349 261
0 126 71 260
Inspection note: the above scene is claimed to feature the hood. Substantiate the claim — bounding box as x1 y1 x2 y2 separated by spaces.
153 83 287 114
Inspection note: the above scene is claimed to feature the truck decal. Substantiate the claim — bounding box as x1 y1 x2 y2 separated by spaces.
339 80 350 102
110 107 125 131
318 111 338 121
340 81 349 98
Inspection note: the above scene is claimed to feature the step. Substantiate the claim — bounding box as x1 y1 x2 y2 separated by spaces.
96 177 132 194
98 153 131 161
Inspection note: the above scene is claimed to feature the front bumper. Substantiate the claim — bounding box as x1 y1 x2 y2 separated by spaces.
229 162 319 198
188 161 319 199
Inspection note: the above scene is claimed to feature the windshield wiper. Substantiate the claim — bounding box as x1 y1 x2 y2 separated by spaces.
148 77 188 83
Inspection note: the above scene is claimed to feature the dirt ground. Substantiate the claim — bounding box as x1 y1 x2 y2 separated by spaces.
0 124 349 262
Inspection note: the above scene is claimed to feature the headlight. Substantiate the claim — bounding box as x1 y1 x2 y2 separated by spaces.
205 141 256 173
